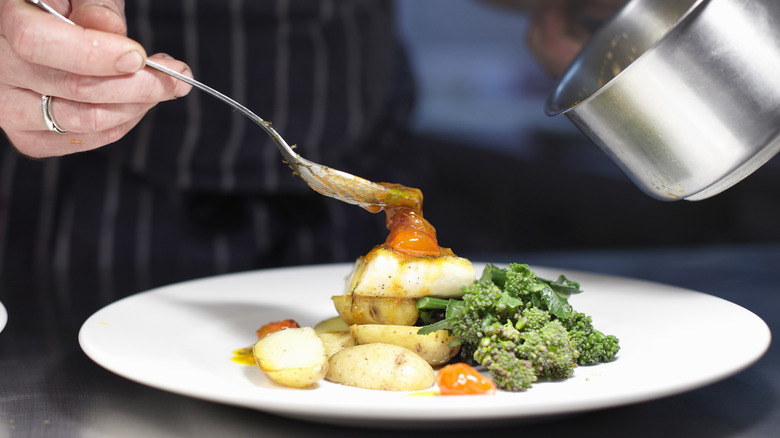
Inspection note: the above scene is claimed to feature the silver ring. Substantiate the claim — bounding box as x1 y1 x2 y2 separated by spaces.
41 95 69 134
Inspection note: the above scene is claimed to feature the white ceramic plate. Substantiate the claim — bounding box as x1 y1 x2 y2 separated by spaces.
0 300 6 333
79 263 771 427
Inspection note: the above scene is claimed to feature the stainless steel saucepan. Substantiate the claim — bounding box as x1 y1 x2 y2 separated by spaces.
546 0 780 200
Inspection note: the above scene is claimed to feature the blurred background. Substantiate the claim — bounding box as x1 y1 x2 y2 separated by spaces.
394 0 780 255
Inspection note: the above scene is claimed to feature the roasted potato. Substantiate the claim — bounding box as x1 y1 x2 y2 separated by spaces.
317 331 355 357
350 324 460 366
331 294 418 326
326 343 435 391
253 327 328 388
314 316 350 333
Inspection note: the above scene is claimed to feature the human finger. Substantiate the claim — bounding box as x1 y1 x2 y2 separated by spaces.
0 85 155 134
3 0 146 76
0 47 193 104
6 111 147 158
68 0 127 35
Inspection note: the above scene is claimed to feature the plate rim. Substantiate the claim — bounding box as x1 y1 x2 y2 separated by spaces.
0 300 7 333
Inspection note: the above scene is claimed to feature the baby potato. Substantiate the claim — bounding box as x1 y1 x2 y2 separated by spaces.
350 324 460 366
331 294 418 326
317 331 355 357
314 316 350 333
253 327 328 388
326 343 435 391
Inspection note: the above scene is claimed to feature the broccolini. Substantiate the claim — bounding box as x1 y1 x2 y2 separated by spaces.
560 311 621 365
418 263 620 391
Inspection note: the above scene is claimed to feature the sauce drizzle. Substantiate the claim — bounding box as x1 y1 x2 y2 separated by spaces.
373 183 448 258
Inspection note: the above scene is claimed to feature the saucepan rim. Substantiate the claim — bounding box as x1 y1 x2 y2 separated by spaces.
545 0 707 116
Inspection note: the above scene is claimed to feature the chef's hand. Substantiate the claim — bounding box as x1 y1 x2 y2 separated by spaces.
525 0 626 76
0 0 193 158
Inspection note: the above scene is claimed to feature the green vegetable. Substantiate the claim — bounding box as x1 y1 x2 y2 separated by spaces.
473 321 537 391
560 311 621 365
417 263 620 391
515 320 578 379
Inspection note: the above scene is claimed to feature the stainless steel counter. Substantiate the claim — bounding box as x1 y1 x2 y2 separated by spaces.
1 243 778 437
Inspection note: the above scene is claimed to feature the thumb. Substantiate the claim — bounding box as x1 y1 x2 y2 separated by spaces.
68 0 128 35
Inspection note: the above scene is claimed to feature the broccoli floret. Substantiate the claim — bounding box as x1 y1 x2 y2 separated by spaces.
560 312 620 365
473 319 577 389
473 321 537 391
577 330 620 365
517 320 578 379
476 346 537 392
462 280 504 315
483 319 521 342
504 263 543 297
443 280 523 349
450 281 503 345
519 306 551 330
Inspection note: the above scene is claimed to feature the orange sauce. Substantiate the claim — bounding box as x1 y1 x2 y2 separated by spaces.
370 182 451 258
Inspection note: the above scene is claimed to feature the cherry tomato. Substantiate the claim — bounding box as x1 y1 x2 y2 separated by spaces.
436 363 496 395
388 228 441 257
256 319 299 339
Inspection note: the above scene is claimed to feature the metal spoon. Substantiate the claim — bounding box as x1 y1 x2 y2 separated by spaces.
26 0 420 212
